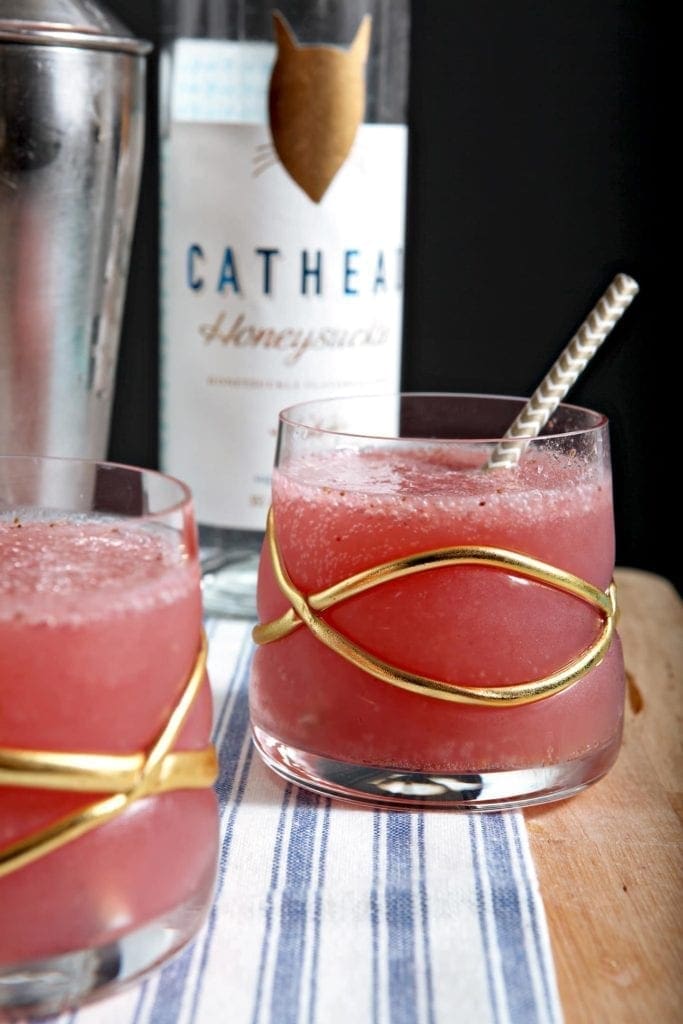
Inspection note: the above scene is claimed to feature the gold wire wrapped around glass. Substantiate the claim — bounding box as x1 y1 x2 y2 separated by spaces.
253 508 617 708
0 633 217 880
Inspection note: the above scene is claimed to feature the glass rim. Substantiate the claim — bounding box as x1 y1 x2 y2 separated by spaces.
0 453 194 520
278 392 608 444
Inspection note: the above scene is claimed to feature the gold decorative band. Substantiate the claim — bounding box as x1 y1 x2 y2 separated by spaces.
253 507 617 707
0 632 217 880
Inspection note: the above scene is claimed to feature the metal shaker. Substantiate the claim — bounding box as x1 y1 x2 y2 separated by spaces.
0 1 151 459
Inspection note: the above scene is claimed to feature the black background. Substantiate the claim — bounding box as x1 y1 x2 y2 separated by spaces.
105 2 673 590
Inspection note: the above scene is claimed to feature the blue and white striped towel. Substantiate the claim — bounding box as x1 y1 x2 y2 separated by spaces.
54 619 563 1024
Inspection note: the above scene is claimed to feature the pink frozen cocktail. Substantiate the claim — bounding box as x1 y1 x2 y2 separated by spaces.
0 457 218 1017
249 394 625 809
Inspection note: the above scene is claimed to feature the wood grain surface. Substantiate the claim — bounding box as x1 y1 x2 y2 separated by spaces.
526 568 683 1023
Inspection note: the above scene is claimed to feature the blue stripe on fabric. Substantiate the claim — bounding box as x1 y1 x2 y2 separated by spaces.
250 784 294 1024
187 648 258 1024
509 815 557 1023
386 813 418 1024
468 816 502 1024
416 815 436 1024
482 814 538 1024
268 788 322 1024
306 800 331 1024
149 950 192 1024
211 644 256 813
130 981 149 1024
148 627 255 1024
370 812 382 1024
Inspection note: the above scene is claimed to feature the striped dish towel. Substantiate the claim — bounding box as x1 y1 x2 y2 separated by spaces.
55 619 563 1024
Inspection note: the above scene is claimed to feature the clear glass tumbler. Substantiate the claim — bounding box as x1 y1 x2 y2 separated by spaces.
249 394 625 810
0 456 218 1018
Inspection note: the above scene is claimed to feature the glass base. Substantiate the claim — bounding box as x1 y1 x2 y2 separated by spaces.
199 525 262 618
252 724 622 811
0 888 211 1021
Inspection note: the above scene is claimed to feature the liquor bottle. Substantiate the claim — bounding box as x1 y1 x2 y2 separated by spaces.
159 0 410 615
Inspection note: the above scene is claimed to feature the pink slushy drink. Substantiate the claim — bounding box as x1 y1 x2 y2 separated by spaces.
249 395 625 808
0 465 217 983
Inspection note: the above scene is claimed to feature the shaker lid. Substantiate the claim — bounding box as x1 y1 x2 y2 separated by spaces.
0 0 152 54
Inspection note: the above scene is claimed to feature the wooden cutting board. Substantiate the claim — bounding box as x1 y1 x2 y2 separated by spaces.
525 568 683 1023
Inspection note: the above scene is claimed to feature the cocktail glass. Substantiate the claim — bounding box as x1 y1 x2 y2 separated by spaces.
249 393 625 810
0 456 218 1018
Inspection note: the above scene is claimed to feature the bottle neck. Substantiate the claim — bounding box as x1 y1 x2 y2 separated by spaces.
163 1 381 44
162 0 410 125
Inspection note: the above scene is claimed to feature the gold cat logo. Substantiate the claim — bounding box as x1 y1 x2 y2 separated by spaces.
267 10 371 203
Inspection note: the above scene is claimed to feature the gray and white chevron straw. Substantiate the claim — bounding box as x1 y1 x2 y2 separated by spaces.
486 273 640 470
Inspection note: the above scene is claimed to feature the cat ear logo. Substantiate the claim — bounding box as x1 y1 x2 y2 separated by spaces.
266 10 371 203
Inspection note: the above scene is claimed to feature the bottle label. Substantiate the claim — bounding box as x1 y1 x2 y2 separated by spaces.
161 39 407 531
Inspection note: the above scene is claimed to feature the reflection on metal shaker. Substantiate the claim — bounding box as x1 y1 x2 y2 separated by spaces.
0 1 151 459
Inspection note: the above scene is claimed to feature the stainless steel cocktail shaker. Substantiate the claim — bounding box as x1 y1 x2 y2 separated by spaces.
0 1 151 459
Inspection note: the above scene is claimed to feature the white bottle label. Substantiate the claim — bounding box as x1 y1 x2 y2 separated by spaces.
161 40 407 530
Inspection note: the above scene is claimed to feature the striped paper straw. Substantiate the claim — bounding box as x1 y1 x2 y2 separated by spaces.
486 273 640 470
